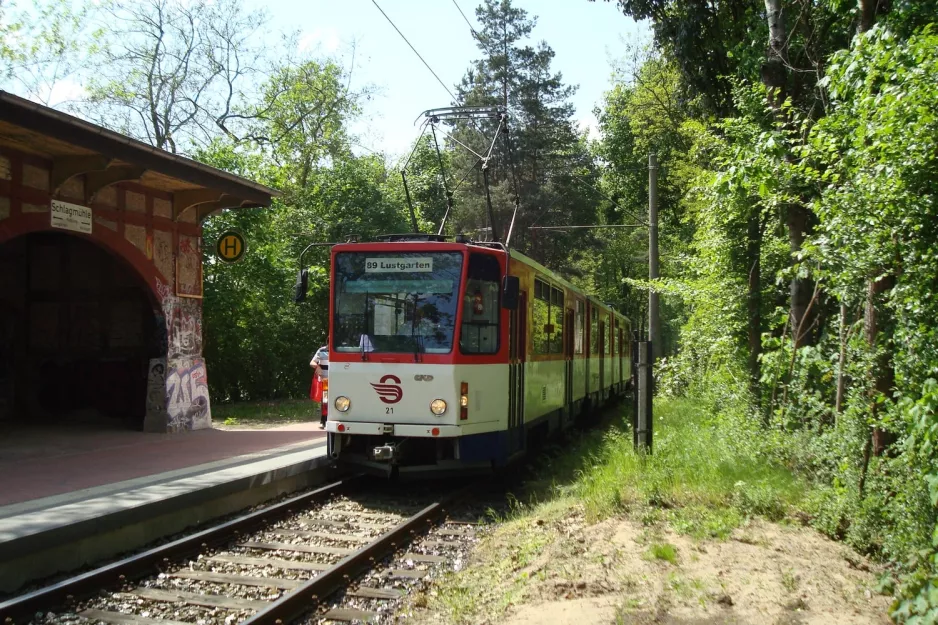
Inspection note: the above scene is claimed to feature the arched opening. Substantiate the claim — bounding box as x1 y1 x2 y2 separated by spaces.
0 231 165 430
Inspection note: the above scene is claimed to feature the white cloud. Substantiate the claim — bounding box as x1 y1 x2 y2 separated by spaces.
38 77 87 108
577 114 601 142
298 27 341 54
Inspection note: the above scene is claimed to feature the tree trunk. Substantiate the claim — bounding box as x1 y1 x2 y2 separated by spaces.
865 275 896 456
859 0 876 33
858 0 894 459
762 0 788 106
761 1 817 349
747 213 762 406
835 302 848 415
787 203 815 347
764 0 785 60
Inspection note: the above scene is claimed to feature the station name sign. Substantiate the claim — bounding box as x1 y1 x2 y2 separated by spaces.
50 200 92 234
365 257 433 273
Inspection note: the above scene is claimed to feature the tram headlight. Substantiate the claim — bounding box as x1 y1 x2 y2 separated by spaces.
430 399 447 415
335 396 351 412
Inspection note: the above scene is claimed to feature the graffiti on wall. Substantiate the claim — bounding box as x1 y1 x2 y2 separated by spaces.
176 234 202 297
165 296 202 359
145 358 166 417
148 276 209 431
166 358 211 431
153 229 174 288
155 276 173 302
155 276 202 359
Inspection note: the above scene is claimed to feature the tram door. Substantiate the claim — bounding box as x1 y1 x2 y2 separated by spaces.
618 326 625 388
565 308 575 423
507 291 527 456
599 320 606 394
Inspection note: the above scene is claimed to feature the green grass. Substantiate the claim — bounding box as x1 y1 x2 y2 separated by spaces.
418 396 808 624
481 396 805 537
646 542 678 564
567 398 805 535
211 398 319 426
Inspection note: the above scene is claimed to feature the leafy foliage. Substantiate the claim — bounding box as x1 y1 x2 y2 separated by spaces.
593 0 938 617
448 0 600 268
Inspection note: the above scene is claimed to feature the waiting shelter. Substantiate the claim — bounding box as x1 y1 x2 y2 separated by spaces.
0 91 279 432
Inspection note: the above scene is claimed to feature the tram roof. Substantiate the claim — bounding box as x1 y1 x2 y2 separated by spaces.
509 248 622 316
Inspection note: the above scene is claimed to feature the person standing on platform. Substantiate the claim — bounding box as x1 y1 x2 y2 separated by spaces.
309 345 329 428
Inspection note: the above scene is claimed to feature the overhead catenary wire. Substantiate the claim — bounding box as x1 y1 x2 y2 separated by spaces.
368 0 495 231
450 0 483 42
370 0 518 243
564 171 649 226
370 0 459 104
529 224 646 230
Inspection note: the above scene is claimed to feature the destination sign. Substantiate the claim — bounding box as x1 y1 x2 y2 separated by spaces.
364 257 434 273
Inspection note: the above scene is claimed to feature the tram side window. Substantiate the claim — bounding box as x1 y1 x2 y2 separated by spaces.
533 279 551 355
590 308 599 355
574 300 585 355
608 315 614 355
460 253 501 354
551 287 564 354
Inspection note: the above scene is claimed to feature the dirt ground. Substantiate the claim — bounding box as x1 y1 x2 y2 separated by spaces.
405 510 892 625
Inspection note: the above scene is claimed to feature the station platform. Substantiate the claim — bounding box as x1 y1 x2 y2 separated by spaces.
0 422 333 594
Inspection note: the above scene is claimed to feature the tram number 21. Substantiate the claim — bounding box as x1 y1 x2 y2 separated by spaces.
386 407 394 414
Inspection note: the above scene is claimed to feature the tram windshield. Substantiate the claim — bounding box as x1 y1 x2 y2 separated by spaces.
333 252 464 354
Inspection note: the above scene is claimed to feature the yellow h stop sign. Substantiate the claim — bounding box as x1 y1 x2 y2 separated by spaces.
216 231 246 263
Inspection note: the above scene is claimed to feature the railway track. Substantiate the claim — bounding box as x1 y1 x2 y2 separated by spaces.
0 477 481 625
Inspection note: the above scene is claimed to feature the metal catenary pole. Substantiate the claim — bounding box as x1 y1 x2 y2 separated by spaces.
648 153 661 360
636 340 653 452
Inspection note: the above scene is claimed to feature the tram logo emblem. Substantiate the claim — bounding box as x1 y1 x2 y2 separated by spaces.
371 375 403 404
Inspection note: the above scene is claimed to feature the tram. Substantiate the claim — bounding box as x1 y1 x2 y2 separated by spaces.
319 234 631 474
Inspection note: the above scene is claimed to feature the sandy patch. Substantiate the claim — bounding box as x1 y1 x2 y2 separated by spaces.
409 511 891 625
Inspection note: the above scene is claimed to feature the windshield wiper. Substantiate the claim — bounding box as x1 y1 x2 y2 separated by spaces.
361 291 370 361
411 293 421 363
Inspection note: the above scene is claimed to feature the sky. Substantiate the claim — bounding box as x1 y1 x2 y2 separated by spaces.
260 0 649 158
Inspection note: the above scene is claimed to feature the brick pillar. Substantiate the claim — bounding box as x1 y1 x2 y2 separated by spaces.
144 287 211 433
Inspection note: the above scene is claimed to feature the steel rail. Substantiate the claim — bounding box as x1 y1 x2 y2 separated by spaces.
0 477 355 624
243 484 474 625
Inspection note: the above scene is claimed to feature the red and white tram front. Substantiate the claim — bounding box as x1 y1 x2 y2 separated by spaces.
325 241 514 474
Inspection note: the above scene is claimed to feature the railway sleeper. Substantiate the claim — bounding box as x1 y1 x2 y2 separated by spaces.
270 529 373 543
205 554 331 571
168 570 301 589
240 541 354 556
322 607 379 623
380 568 427 580
130 587 269 611
79 609 191 625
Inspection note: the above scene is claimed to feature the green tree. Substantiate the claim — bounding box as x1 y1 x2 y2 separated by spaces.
82 0 274 151
248 59 365 188
593 51 698 354
195 54 407 401
0 0 102 104
444 0 598 271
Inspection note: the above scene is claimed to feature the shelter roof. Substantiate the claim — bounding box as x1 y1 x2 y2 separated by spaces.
0 90 280 220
